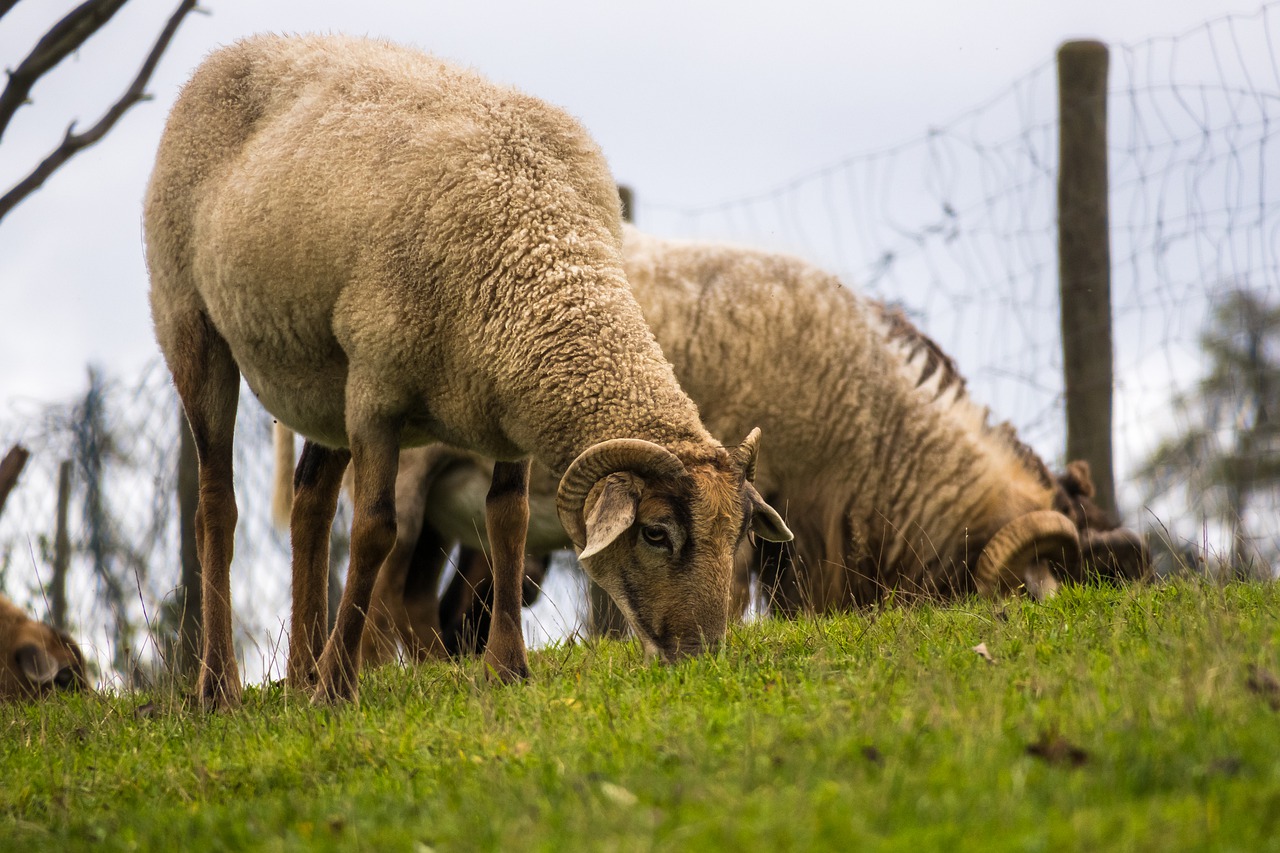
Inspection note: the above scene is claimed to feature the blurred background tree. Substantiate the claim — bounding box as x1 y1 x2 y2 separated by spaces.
1138 286 1280 578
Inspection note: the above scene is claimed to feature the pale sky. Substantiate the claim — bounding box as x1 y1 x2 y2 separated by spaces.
0 0 1258 412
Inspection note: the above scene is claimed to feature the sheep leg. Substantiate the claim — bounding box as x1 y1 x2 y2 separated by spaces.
361 548 409 668
440 547 493 655
167 312 242 710
397 524 450 661
313 427 401 704
286 440 350 689
482 459 531 682
363 521 449 666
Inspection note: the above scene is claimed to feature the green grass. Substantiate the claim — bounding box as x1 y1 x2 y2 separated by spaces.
3 580 1280 851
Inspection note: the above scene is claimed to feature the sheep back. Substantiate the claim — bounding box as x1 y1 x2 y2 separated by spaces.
146 34 710 470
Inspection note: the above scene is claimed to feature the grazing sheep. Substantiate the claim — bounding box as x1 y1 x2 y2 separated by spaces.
297 225 1152 660
0 595 87 701
145 34 791 707
618 227 1149 610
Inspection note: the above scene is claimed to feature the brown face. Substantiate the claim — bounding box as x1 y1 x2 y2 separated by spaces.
558 431 792 662
2 622 88 702
575 466 791 661
1052 460 1151 583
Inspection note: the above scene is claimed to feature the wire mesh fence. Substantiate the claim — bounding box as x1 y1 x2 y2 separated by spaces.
638 2 1280 571
1 4 1277 687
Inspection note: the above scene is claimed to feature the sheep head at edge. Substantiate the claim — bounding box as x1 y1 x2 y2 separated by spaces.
1052 460 1152 584
0 596 88 702
555 428 792 661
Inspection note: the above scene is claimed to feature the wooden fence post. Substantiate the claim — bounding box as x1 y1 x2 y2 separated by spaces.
50 460 72 630
1057 40 1117 516
0 444 29 522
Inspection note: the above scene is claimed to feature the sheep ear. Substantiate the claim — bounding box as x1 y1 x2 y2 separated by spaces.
579 475 638 560
747 483 792 542
1062 460 1095 498
15 643 61 685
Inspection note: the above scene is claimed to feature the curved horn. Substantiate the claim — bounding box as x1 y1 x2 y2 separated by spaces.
732 427 762 482
974 510 1080 596
556 439 687 549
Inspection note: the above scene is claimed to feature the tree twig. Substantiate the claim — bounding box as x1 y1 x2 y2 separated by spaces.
0 0 131 142
0 1 25 24
0 0 200 224
0 444 31 522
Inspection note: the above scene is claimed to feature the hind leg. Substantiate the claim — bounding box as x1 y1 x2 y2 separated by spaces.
286 440 350 689
313 411 402 704
482 460 531 682
165 311 242 710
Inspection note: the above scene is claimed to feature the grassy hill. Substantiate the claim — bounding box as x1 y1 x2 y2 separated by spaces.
3 579 1279 851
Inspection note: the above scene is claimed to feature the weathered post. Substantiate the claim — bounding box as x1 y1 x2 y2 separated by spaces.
1057 40 1117 516
0 444 29 521
50 460 72 630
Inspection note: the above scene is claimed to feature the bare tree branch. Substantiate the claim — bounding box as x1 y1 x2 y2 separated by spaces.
0 1 24 24
0 0 131 142
0 444 31 522
0 0 200 224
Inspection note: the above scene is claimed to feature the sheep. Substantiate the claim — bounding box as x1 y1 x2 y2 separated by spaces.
289 225 1150 661
0 594 87 701
144 34 791 708
616 227 1150 610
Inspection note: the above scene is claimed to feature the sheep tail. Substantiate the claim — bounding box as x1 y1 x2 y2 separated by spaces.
271 421 296 530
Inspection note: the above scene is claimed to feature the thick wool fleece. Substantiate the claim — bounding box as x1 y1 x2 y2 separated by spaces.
145 34 711 474
619 227 1060 605
383 228 1069 608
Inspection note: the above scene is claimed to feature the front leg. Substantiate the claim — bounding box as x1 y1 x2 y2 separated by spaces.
286 440 350 690
313 422 400 705
482 459 531 682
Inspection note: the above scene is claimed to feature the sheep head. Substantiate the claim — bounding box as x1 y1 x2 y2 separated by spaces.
556 428 792 661
1052 460 1152 583
1 613 87 702
973 510 1082 600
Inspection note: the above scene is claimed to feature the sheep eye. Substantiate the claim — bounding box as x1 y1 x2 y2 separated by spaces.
640 525 672 550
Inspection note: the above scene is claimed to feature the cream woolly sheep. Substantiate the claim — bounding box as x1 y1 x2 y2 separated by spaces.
0 594 87 702
614 227 1149 609
144 34 790 708
297 226 1149 660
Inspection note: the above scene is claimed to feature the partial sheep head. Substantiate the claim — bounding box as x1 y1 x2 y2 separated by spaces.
556 428 792 662
1052 460 1152 583
973 510 1082 600
1 605 87 702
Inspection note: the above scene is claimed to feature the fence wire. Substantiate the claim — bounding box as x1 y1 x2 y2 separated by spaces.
1 5 1277 687
639 2 1280 570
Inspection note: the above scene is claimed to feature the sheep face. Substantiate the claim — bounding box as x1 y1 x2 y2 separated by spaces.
1052 460 1151 583
558 430 792 661
0 602 87 702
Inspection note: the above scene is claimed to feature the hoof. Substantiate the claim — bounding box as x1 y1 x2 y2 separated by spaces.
285 667 319 695
483 649 530 684
196 675 242 711
311 653 359 705
310 681 358 707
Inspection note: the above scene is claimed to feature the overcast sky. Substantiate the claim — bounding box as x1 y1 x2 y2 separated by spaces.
0 0 1260 413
